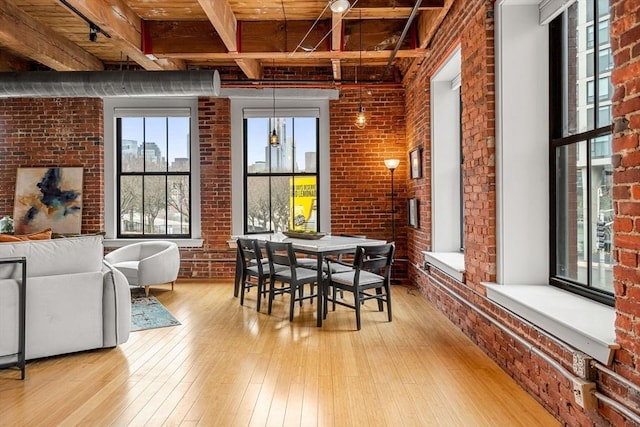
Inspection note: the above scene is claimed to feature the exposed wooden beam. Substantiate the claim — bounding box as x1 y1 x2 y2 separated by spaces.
197 0 238 51
331 11 344 81
62 0 185 71
403 0 453 83
197 0 261 79
0 50 31 71
161 49 424 61
0 0 102 71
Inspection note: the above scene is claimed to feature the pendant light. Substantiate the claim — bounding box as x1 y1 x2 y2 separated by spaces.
269 60 280 147
355 11 366 129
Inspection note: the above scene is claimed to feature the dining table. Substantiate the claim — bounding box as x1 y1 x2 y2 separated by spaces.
233 232 387 326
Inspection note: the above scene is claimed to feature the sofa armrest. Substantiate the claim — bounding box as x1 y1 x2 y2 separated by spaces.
102 261 131 347
137 244 180 286
105 244 142 264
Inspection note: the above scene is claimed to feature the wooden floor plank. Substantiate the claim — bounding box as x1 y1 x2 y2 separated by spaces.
0 281 559 427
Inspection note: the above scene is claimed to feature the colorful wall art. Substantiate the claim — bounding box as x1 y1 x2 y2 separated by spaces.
13 167 83 235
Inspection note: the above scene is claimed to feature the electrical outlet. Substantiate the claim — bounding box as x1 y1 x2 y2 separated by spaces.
572 353 596 380
572 378 597 410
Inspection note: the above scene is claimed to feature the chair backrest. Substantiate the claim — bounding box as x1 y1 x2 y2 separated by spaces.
264 241 296 268
237 238 264 274
353 243 395 281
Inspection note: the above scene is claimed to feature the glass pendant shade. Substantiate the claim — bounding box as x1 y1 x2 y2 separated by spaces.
355 105 366 129
270 128 279 146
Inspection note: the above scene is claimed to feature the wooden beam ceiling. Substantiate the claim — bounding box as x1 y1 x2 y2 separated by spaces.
0 0 103 71
0 0 447 83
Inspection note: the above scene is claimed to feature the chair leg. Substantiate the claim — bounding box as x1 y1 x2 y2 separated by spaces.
354 287 362 330
289 284 296 321
385 282 392 322
171 280 175 292
376 287 384 311
240 273 247 306
144 286 150 297
268 278 275 315
256 277 265 312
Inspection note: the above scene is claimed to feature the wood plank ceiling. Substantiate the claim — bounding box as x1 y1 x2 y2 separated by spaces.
0 0 452 84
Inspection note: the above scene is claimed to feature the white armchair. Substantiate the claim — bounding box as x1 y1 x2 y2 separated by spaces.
105 241 180 296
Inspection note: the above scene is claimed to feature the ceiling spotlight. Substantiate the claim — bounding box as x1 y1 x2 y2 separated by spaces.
329 0 350 13
89 23 98 42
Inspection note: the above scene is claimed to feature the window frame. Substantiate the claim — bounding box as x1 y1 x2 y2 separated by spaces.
229 91 336 237
242 115 320 234
103 97 203 247
548 0 614 306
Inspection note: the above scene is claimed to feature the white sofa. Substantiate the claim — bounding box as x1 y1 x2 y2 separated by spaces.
0 235 131 362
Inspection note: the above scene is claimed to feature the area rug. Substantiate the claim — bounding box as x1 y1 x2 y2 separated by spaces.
130 288 181 332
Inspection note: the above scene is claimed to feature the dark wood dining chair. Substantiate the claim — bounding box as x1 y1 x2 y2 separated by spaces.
237 237 274 312
265 241 323 321
325 243 395 330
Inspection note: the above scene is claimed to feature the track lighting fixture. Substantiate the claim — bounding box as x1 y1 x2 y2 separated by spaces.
89 23 98 42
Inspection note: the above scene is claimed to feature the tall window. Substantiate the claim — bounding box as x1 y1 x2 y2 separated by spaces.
115 111 192 238
244 113 319 233
550 0 613 304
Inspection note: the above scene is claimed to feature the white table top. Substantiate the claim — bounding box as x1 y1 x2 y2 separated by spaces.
234 233 387 254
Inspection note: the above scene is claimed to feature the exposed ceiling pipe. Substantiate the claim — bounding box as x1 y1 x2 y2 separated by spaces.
0 70 221 98
381 0 422 80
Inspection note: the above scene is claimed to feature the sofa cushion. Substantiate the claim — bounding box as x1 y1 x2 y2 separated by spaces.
109 260 139 284
0 235 103 279
0 228 52 242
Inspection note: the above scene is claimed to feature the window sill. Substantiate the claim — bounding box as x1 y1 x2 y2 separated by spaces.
484 283 618 365
423 251 465 282
104 238 204 248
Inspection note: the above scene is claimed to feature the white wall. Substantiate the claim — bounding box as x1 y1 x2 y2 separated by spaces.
431 47 462 252
495 1 550 284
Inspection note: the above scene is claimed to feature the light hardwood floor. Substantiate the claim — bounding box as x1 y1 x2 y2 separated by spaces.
0 281 559 426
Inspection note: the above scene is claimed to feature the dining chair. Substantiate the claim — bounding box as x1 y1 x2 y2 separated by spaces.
325 243 395 330
265 241 323 321
237 237 274 312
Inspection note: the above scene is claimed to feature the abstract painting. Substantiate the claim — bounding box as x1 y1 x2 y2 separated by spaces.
13 167 83 235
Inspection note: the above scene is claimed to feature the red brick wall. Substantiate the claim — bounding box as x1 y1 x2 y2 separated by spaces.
0 98 104 233
402 0 640 425
610 0 640 419
178 97 237 278
0 83 407 280
329 85 407 276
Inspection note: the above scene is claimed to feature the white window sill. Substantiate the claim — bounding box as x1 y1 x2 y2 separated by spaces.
484 283 618 365
104 238 204 248
423 251 465 282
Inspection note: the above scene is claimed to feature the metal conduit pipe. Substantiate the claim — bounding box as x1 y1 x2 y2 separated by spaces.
422 268 640 422
592 361 640 409
593 391 640 425
426 272 575 381
0 70 221 98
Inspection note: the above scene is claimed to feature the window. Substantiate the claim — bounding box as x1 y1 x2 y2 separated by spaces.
550 0 613 304
103 98 202 245
243 114 319 233
230 94 334 236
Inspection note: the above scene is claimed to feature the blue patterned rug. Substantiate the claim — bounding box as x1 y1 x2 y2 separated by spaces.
130 289 181 332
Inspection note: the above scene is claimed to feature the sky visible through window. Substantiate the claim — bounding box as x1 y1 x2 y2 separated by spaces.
246 117 316 169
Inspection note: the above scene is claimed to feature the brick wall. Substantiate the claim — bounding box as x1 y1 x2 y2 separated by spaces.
611 0 640 414
0 98 104 233
329 85 407 276
0 82 407 280
402 0 640 425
